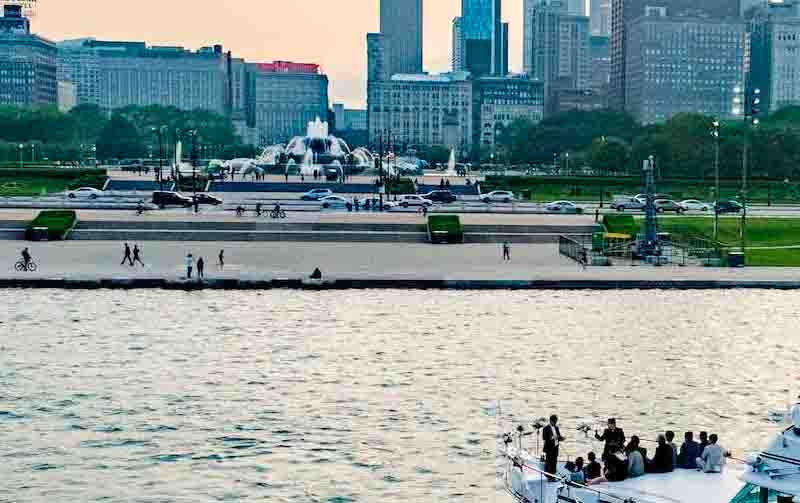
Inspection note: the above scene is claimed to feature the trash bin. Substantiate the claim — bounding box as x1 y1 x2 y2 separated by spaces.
592 232 605 252
727 251 745 267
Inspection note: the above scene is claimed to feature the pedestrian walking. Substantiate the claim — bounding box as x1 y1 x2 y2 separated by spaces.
193 196 199 214
132 244 145 266
218 249 225 270
502 241 511 261
121 243 133 266
186 253 193 279
197 257 205 280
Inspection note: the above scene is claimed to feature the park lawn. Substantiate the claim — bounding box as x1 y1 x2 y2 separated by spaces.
0 171 107 196
0 177 76 196
657 217 800 248
746 249 800 267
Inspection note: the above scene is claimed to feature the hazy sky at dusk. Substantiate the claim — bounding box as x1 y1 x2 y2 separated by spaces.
33 0 525 108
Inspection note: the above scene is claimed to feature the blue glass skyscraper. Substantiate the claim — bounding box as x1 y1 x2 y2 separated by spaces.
452 0 508 76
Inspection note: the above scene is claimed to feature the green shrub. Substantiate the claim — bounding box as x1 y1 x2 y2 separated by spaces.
602 214 637 236
386 177 416 195
26 210 77 241
428 215 464 244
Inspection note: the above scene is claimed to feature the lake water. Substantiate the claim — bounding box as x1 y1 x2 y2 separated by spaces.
1 289 799 502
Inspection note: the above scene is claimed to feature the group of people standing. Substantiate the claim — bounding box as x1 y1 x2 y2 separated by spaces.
543 416 729 486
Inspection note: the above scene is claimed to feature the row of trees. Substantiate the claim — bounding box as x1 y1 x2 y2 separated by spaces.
0 104 257 162
496 107 800 180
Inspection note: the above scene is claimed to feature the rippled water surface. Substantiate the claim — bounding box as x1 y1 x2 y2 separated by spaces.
1 289 799 502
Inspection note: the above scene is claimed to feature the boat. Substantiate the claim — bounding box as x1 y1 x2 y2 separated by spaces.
500 408 800 503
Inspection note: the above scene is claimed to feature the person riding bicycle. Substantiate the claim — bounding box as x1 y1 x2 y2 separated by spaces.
255 203 263 217
136 199 145 215
21 247 31 269
236 205 245 216
273 202 282 214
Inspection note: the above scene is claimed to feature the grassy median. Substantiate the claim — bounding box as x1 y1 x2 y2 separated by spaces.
0 168 107 196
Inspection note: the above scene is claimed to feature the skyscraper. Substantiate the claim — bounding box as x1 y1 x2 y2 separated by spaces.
380 0 423 75
609 0 740 109
591 0 611 34
0 4 56 107
452 0 508 76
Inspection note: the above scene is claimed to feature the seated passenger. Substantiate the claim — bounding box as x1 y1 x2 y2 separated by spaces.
647 434 675 473
665 431 678 468
679 432 703 469
626 436 646 478
588 451 628 485
571 458 586 484
584 452 602 480
696 434 728 473
699 431 709 452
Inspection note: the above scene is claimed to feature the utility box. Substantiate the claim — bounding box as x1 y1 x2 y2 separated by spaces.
728 252 745 268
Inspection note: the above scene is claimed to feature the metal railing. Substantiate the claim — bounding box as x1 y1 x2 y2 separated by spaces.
558 235 588 266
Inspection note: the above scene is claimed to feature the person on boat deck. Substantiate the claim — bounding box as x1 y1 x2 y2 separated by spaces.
696 434 728 473
791 396 800 435
573 457 586 483
588 450 628 485
646 434 675 473
543 415 565 481
679 431 703 469
564 461 585 484
699 431 710 452
665 431 678 467
584 452 602 480
626 436 646 478
595 418 626 462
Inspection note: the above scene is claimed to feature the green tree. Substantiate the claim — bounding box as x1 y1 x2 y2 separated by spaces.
96 114 145 160
589 138 630 175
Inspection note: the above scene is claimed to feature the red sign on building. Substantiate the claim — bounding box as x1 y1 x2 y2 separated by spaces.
255 61 320 74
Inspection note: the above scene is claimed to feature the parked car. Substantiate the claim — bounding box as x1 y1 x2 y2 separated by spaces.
654 199 686 214
420 190 458 204
319 195 353 209
152 191 193 207
301 188 333 201
67 187 103 199
610 195 645 212
395 194 433 208
679 199 711 212
194 193 223 206
634 193 673 204
715 200 743 214
481 190 515 203
544 200 584 214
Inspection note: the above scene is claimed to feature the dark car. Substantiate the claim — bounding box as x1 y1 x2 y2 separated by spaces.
194 193 223 206
152 191 193 207
715 200 743 214
421 190 458 204
654 199 686 214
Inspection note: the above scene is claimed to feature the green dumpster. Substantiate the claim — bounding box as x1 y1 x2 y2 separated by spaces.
592 232 604 252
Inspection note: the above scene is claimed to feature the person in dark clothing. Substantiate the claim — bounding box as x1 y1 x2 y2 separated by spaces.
584 452 602 480
445 179 451 188
665 430 678 467
647 434 675 473
196 257 205 279
121 243 133 266
699 431 710 452
310 268 323 280
502 241 511 261
588 451 628 485
679 432 703 469
132 244 145 266
595 418 626 462
218 249 225 270
542 414 565 481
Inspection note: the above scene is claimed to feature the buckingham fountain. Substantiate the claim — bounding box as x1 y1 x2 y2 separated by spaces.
257 117 375 177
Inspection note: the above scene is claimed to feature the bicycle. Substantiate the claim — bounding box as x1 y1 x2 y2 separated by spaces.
15 259 37 272
270 209 287 219
235 206 246 217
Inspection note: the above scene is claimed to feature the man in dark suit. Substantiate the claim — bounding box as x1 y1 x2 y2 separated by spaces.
543 414 565 480
595 418 626 462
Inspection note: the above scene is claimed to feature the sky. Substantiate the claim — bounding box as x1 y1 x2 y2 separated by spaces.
32 0 526 108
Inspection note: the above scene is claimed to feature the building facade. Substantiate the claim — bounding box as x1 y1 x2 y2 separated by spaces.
0 4 56 107
591 0 612 34
748 1 800 113
625 14 745 124
476 76 545 151
380 0 423 76
609 0 741 110
247 63 329 145
590 34 611 93
524 0 591 91
57 39 230 113
452 0 509 76
368 73 474 153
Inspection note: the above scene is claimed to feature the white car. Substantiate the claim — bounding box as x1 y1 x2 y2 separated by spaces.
394 194 433 208
481 190 515 203
544 200 583 214
301 188 333 201
679 199 712 211
67 187 102 199
319 195 353 209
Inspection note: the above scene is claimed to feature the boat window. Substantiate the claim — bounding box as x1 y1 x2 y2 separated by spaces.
729 484 789 503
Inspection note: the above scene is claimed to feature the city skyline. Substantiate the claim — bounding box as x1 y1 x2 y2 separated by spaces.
32 0 534 109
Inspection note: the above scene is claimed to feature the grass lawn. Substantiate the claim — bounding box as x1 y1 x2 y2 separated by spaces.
745 249 800 267
0 177 78 196
0 171 106 196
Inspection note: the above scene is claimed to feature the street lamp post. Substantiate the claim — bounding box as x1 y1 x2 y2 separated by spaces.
152 126 167 191
30 144 35 163
565 152 570 176
741 88 761 254
18 144 23 169
712 120 721 241
189 130 199 213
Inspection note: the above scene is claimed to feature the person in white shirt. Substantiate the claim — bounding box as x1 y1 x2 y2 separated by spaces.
696 434 728 473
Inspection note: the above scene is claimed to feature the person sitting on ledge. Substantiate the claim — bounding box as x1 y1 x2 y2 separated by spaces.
696 434 729 473
310 268 323 280
679 431 703 469
646 434 675 473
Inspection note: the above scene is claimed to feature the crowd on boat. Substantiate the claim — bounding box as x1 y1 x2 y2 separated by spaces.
542 415 730 485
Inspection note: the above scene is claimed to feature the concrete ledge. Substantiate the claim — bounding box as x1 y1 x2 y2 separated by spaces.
2 277 800 290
